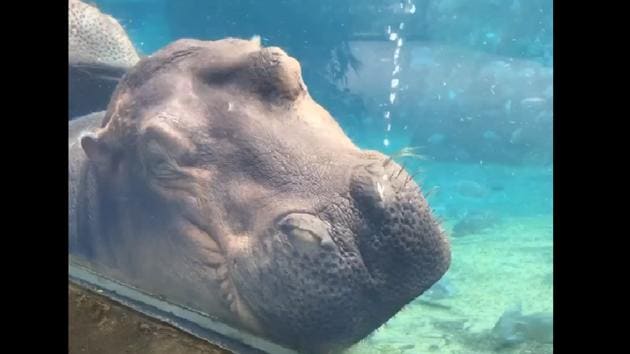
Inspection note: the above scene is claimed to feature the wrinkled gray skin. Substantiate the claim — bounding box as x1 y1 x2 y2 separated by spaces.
68 37 451 354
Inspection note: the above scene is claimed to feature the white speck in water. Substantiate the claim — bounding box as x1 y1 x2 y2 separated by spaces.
443 81 447 86
383 138 390 147
387 25 391 34
384 111 390 119
387 123 391 131
505 99 512 112
394 48 401 60
490 84 496 95
399 22 405 30
397 38 403 47
228 102 233 111
389 32 398 41
391 79 399 88
389 92 397 104
403 125 408 130
407 4 416 14
393 65 400 75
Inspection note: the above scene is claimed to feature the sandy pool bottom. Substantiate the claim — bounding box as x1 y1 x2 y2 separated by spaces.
345 214 553 354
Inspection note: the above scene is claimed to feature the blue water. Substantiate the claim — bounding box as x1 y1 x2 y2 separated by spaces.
87 1 553 352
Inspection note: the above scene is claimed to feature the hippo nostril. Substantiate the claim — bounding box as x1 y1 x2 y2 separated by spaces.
319 236 335 250
350 166 393 217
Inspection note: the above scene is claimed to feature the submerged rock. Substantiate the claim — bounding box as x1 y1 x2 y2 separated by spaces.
452 210 500 237
491 304 553 347
455 180 490 198
422 277 457 301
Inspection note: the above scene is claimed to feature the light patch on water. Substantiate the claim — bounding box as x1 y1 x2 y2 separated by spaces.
428 133 446 145
410 47 435 69
383 138 390 147
389 32 398 41
504 99 512 113
520 97 546 108
483 130 499 141
389 92 397 104
391 79 399 88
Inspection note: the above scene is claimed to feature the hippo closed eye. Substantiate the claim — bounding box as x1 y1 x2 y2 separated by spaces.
68 37 451 354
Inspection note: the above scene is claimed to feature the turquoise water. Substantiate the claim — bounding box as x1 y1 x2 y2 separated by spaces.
87 1 553 353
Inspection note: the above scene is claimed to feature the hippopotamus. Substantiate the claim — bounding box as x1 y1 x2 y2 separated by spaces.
69 0 140 119
68 37 451 354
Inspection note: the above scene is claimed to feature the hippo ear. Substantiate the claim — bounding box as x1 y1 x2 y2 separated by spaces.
80 133 111 166
250 47 306 102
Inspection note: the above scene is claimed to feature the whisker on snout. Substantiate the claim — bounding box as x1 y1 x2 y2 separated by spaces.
383 146 425 168
424 186 440 200
394 164 406 180
400 167 424 192
389 161 407 181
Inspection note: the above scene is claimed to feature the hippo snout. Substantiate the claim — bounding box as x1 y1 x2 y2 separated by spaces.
350 157 451 305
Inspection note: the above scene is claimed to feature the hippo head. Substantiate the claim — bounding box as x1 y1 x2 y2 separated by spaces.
80 38 450 353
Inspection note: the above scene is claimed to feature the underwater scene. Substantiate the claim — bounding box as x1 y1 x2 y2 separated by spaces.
69 0 552 353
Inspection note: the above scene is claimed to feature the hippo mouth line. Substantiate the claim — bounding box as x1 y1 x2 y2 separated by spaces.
174 215 249 318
